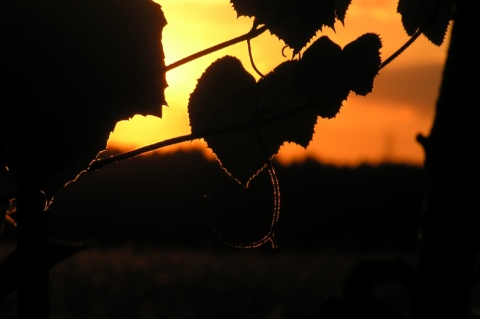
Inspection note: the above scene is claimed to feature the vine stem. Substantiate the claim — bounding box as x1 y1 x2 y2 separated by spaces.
379 2 450 71
379 27 423 71
165 24 268 71
79 97 311 178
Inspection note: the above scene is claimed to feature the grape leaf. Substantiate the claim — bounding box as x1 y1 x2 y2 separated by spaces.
230 0 352 54
397 0 454 45
334 0 351 23
343 33 383 96
0 0 167 198
189 34 380 184
295 36 349 119
188 56 316 185
295 34 382 118
256 61 318 150
188 56 265 185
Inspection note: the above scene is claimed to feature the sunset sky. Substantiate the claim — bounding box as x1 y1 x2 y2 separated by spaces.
106 0 451 167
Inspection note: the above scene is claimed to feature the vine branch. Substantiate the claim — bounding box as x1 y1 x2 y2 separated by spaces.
165 24 268 71
379 26 423 70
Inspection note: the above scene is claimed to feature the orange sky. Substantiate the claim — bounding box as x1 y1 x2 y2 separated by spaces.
106 0 450 167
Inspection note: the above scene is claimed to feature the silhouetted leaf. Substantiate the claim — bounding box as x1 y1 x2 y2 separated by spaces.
343 33 382 96
188 56 257 139
0 240 93 301
397 0 454 45
295 36 349 119
256 61 317 150
188 56 259 184
295 34 382 118
188 56 316 185
230 0 352 54
0 0 167 199
189 34 380 183
334 0 351 23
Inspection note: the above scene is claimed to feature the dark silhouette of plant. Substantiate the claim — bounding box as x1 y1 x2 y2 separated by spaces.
1 0 476 318
1 0 167 317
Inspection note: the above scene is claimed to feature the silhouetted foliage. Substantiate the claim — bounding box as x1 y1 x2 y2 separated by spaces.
1 0 167 195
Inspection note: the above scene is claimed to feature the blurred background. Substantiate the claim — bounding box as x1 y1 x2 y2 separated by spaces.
1 149 427 318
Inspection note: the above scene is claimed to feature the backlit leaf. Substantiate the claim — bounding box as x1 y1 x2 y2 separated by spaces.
230 0 352 55
334 0 351 24
295 36 350 119
0 0 167 199
343 33 382 96
189 57 316 185
188 56 257 138
256 61 317 150
189 33 381 184
295 34 382 118
397 0 454 45
188 56 260 185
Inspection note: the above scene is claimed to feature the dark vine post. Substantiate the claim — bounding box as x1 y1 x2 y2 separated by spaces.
1 1 477 319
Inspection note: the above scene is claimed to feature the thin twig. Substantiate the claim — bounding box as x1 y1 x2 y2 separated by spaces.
379 28 423 71
85 99 311 176
380 7 452 71
165 25 268 71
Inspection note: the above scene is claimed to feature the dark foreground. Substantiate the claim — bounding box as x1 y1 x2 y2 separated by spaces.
3 150 478 318
1 243 420 319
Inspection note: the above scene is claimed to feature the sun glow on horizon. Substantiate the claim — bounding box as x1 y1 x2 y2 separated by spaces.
106 0 449 167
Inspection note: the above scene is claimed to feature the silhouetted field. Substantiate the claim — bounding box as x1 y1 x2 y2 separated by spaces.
0 242 419 319
2 242 476 319
0 150 432 318
37 149 425 252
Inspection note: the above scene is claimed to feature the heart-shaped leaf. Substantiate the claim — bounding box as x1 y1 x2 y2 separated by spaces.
188 56 316 185
189 34 380 184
